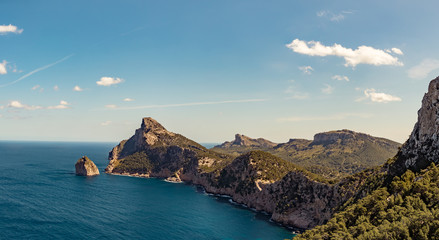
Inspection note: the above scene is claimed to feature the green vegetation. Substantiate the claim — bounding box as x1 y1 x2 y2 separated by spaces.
212 132 400 180
296 163 439 240
113 151 152 173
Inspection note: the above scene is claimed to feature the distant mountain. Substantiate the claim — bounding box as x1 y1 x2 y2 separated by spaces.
215 134 277 148
211 130 401 179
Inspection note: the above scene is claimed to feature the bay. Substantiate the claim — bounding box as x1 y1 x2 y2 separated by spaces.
0 141 294 239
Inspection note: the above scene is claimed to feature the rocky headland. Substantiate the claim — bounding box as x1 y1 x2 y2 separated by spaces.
105 117 376 229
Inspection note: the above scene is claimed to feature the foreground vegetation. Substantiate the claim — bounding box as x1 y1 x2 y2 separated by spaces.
296 163 439 239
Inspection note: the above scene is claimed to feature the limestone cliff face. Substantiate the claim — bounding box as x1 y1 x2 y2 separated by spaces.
75 156 100 176
392 76 439 175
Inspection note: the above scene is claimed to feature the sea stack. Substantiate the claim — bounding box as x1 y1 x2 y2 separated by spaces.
75 156 100 176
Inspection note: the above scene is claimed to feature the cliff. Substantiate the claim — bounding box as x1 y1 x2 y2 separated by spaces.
391 76 439 175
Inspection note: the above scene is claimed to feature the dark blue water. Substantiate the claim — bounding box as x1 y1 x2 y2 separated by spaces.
0 141 294 239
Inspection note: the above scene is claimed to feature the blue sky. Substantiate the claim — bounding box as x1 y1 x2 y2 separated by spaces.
1 0 438 143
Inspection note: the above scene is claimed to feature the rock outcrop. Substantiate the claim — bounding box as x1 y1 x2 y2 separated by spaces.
391 76 439 175
215 134 277 148
75 156 100 176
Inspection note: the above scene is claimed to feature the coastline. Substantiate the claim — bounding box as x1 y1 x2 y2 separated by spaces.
105 171 302 234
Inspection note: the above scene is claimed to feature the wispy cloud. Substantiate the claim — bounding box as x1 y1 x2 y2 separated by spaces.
105 104 117 109
7 100 71 110
53 85 59 91
0 60 7 74
357 88 402 103
31 85 40 91
286 39 403 67
0 54 74 88
316 10 353 22
97 77 123 86
408 59 439 79
123 98 135 102
0 24 23 34
73 85 83 92
47 101 70 109
332 75 350 82
107 99 266 110
298 65 313 74
277 113 372 122
321 84 334 94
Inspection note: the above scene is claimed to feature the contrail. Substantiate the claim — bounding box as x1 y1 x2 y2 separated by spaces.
0 54 74 88
110 99 267 110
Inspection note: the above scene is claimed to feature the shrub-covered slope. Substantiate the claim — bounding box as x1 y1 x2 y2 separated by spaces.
212 130 400 179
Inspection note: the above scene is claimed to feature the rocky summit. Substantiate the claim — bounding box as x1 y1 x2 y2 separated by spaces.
392 76 439 175
75 156 100 176
215 134 277 148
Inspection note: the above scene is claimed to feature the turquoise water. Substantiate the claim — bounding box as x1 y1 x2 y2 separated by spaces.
0 141 294 239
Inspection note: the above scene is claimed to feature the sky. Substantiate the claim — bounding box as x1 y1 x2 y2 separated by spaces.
1 0 439 144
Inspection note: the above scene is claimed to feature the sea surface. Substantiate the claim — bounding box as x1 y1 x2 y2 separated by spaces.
0 141 294 239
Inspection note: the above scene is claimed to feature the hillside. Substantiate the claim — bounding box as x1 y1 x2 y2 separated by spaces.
211 130 401 179
296 76 439 239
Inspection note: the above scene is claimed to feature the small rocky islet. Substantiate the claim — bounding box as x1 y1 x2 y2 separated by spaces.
75 156 100 176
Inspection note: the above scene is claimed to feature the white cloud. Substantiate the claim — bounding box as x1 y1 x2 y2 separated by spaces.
286 39 403 67
96 77 123 86
277 113 372 122
31 85 40 91
105 104 117 109
123 98 135 102
73 85 83 92
322 84 334 94
391 48 403 55
0 60 7 74
47 101 70 109
7 100 43 110
7 100 70 110
407 59 439 79
298 65 314 74
332 75 350 82
53 85 59 91
0 24 23 34
101 121 112 126
359 88 402 103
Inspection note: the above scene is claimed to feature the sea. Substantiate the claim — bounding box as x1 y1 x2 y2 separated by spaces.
0 141 294 239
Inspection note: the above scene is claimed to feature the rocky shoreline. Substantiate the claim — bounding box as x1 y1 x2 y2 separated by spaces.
106 170 304 233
